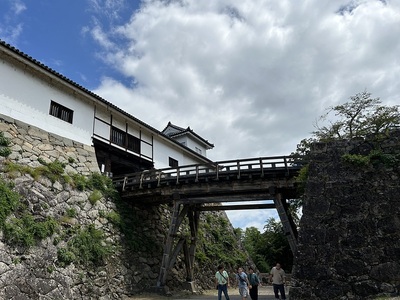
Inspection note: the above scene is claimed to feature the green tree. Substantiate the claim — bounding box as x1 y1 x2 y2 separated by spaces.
242 227 266 269
241 218 292 273
262 218 292 271
293 91 400 159
314 91 400 141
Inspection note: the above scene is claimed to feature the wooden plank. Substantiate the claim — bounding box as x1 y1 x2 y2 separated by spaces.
274 193 298 254
196 203 276 211
187 208 199 281
158 201 185 287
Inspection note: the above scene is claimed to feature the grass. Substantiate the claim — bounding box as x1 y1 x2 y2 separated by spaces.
0 132 11 157
3 214 59 247
0 179 20 226
57 224 113 267
88 189 103 205
342 150 399 169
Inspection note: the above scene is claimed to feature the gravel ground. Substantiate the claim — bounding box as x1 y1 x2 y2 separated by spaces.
129 286 400 300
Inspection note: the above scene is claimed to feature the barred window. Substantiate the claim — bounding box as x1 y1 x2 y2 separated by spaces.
111 127 126 147
49 101 73 123
127 134 140 154
111 127 141 154
169 157 178 168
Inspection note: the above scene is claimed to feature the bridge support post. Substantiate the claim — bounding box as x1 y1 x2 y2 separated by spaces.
274 193 298 255
157 196 200 292
157 199 187 288
185 206 199 282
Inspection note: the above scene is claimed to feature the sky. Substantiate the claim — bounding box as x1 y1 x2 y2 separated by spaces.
1 0 400 232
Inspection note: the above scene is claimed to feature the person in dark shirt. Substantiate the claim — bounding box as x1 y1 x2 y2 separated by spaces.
248 267 260 300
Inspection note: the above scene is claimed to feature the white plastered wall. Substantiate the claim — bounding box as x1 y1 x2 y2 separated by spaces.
152 135 204 169
0 58 94 145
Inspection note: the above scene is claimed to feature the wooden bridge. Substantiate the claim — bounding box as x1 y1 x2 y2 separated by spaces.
113 156 302 290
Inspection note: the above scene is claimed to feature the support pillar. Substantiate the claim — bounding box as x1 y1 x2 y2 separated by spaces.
157 198 200 292
274 193 298 254
157 200 187 287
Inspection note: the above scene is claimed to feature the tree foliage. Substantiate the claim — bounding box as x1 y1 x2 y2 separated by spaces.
314 91 400 141
293 91 400 159
241 218 292 273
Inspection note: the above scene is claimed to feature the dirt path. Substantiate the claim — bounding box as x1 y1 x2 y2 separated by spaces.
130 285 280 299
129 287 400 300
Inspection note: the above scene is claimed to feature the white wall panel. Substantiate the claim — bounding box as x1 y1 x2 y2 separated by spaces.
127 124 140 138
95 107 110 123
141 141 152 158
141 131 152 144
112 117 126 131
94 119 110 139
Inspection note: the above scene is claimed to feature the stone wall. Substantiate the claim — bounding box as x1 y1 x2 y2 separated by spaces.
0 114 247 299
0 115 137 299
290 131 400 299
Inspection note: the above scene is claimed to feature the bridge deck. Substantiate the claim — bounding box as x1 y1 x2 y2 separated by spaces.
113 156 302 204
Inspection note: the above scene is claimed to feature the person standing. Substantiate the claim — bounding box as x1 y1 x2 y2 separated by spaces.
269 263 286 300
215 265 230 300
248 267 260 300
236 267 250 300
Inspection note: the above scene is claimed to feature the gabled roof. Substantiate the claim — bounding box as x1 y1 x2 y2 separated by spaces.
162 121 214 149
0 39 214 163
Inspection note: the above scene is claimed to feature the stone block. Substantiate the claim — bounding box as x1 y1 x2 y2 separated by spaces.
28 127 49 141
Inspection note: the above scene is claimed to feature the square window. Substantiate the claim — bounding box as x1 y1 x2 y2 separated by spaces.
49 101 73 123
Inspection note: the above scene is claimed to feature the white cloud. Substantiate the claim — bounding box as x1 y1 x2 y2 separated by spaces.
90 24 116 49
0 0 26 43
87 0 400 164
224 201 279 232
87 0 126 22
12 1 27 15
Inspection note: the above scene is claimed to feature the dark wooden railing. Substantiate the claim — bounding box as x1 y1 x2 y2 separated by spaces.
113 155 302 191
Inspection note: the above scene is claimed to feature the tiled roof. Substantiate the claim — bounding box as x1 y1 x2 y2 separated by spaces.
162 121 214 148
0 39 214 162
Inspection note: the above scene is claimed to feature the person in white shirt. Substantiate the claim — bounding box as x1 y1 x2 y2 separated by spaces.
269 263 286 300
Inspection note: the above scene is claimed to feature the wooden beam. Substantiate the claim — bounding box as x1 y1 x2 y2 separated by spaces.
158 201 184 287
182 239 191 281
176 194 274 204
187 208 199 281
274 194 298 254
196 203 276 211
168 238 186 269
